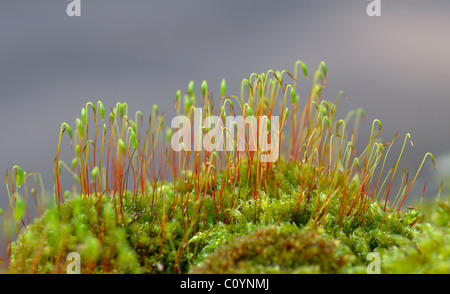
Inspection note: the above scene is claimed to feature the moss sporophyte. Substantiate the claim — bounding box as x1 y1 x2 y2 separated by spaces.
1 61 448 274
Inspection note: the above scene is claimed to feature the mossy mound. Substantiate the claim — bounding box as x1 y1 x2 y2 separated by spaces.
189 224 352 274
7 161 449 274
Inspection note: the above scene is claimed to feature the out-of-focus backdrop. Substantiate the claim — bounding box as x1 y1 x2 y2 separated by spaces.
1 0 449 256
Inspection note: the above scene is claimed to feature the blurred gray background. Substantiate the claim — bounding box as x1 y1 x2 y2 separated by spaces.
1 0 450 255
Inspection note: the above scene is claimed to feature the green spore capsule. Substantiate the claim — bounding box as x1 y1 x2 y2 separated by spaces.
221 78 227 97
92 166 99 181
166 128 173 144
71 158 77 170
188 80 195 97
99 102 105 121
291 88 296 104
301 62 308 78
81 108 87 125
322 61 327 77
316 85 322 95
14 196 25 222
65 124 72 139
184 96 192 113
130 131 138 150
354 157 360 170
176 90 181 102
247 106 253 117
131 121 137 133
76 118 83 137
118 139 126 155
16 166 24 188
201 80 207 97
118 103 124 119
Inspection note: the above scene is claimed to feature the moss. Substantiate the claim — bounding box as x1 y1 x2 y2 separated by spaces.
7 162 447 274
189 224 352 274
376 200 450 274
3 63 448 274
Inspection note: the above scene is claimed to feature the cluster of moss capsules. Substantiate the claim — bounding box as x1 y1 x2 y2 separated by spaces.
1 61 446 274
